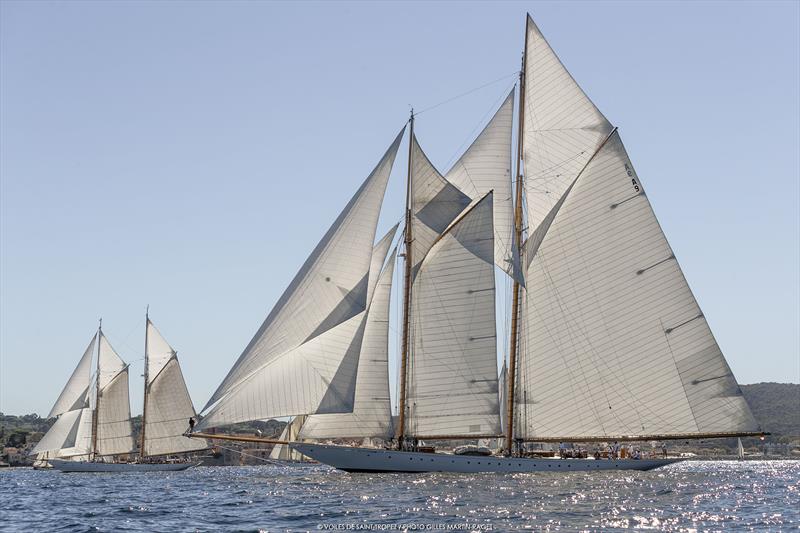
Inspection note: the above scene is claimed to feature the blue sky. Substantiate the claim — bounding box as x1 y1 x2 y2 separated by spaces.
1 1 798 417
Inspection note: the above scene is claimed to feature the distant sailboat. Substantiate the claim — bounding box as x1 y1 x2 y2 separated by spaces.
191 13 766 473
737 438 745 460
38 317 207 472
269 416 312 463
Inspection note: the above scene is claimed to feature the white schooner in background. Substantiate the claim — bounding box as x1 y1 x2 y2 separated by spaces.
191 14 765 473
36 316 207 472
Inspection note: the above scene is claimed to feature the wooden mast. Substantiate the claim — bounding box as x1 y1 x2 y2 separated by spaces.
90 319 102 459
397 109 414 450
139 307 150 458
505 16 529 457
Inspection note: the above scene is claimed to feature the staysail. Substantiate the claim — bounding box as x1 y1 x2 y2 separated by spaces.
142 320 208 456
517 131 759 439
197 129 404 429
47 335 95 418
407 192 501 437
31 408 92 457
95 333 135 456
445 90 520 282
300 245 397 440
269 415 310 461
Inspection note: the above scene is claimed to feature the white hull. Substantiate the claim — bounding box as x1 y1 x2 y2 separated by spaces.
50 459 198 473
291 443 682 473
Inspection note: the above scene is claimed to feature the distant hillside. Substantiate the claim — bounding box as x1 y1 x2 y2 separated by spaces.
741 382 800 437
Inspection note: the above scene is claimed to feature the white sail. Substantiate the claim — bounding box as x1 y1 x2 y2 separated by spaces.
407 192 501 437
445 90 520 281
410 134 472 274
143 323 208 455
522 15 614 233
300 248 396 440
518 131 759 439
95 333 135 455
31 408 85 455
198 310 367 429
270 415 310 461
56 408 93 458
48 335 96 418
737 438 745 459
202 129 404 419
499 362 507 436
145 319 174 382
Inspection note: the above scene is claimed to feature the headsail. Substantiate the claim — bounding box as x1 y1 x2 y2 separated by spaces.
445 90 520 282
31 408 92 457
95 333 135 456
142 320 208 456
47 334 96 418
410 133 472 275
300 246 397 440
517 131 759 439
407 192 501 437
198 129 404 429
269 415 310 462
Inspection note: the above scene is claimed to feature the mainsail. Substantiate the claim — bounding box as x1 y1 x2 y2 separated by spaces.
142 319 208 456
407 192 501 437
95 333 135 456
514 16 758 440
197 129 404 429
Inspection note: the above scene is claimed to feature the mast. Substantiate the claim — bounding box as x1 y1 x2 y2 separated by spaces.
397 109 414 449
505 17 528 456
90 318 102 459
140 307 150 458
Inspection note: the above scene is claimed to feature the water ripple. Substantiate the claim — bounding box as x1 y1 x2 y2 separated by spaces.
0 460 798 531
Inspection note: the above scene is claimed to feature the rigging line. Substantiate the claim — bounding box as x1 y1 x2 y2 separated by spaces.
413 71 519 117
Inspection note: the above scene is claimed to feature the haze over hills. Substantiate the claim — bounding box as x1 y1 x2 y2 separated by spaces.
740 383 800 437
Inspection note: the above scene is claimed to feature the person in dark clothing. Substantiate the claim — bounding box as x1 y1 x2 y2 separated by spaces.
188 417 196 432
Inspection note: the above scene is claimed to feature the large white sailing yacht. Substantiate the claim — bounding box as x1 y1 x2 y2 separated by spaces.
190 14 765 473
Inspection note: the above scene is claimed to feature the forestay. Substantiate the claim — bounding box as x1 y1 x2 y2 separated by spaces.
522 15 614 233
407 192 501 437
197 130 403 429
445 90 520 282
47 335 95 418
518 131 759 439
143 321 208 456
300 247 396 440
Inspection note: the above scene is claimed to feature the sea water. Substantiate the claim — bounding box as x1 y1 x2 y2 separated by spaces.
1 460 798 531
